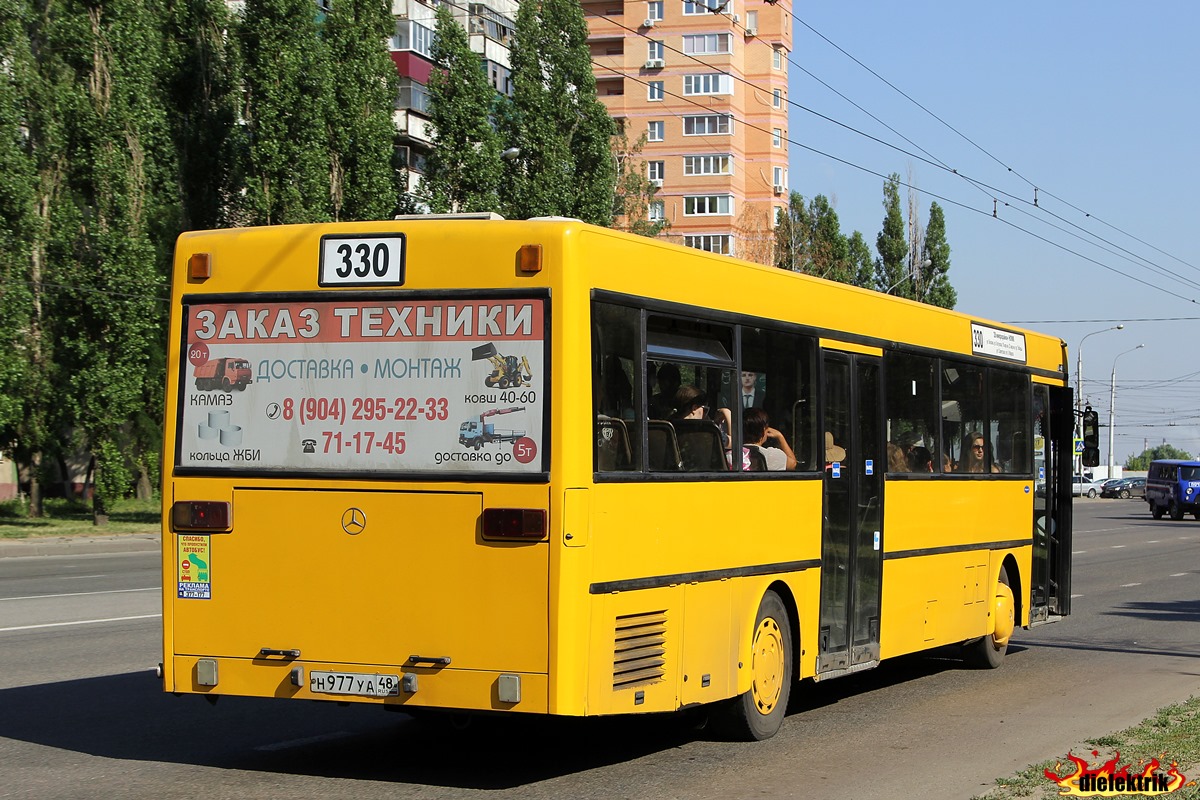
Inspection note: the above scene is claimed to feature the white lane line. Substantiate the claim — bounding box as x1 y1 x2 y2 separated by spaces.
255 732 356 752
60 574 108 580
1121 583 1142 588
1073 550 1087 555
1071 594 1084 599
1147 540 1160 544
1111 545 1127 549
0 614 161 632
1171 573 1190 577
0 587 157 602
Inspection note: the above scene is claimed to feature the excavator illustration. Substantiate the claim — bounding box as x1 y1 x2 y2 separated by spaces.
471 342 533 389
458 407 526 450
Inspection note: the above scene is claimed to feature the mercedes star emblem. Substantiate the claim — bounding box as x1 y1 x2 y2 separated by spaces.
341 507 367 535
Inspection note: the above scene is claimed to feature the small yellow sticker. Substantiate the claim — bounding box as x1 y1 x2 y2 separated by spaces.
177 535 211 600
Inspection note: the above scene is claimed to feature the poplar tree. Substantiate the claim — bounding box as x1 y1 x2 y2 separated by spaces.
874 173 909 296
50 0 175 519
612 129 667 237
323 0 400 220
501 0 614 224
920 201 956 309
241 0 332 224
846 231 874 288
422 3 502 213
163 0 242 230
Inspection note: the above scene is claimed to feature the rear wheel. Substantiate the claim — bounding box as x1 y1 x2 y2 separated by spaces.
963 566 1013 669
715 591 792 741
1170 501 1184 521
1152 503 1164 519
1119 489 1130 499
1087 488 1097 499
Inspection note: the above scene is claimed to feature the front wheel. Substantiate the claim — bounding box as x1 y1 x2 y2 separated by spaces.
1120 489 1130 499
715 591 792 741
963 566 1013 669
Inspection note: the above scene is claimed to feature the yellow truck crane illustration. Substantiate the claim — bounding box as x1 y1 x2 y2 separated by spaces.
471 342 533 389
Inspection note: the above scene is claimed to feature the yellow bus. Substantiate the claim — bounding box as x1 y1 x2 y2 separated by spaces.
161 215 1073 740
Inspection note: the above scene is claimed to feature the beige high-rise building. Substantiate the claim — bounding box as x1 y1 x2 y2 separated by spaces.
585 0 792 261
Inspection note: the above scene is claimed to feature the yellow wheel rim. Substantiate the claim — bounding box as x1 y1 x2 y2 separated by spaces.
751 616 785 715
992 581 1015 647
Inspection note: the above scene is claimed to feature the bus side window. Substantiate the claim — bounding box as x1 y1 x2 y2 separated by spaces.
884 352 938 473
592 302 641 473
739 326 817 471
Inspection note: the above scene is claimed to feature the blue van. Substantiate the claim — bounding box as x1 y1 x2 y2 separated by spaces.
1145 459 1200 520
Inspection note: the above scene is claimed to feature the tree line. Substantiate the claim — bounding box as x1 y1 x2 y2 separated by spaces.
0 0 955 520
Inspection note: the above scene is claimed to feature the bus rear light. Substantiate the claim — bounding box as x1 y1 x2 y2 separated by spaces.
517 244 542 273
188 252 212 280
482 508 546 539
172 501 231 531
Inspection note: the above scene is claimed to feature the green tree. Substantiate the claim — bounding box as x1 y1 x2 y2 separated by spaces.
773 191 807 271
163 0 243 230
612 129 667 237
920 201 956 308
422 3 502 214
323 0 400 220
241 0 332 224
1125 444 1193 471
49 0 175 519
773 193 850 280
845 231 874 288
500 0 615 224
874 173 908 296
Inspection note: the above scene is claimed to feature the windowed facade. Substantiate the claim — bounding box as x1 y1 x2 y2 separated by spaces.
772 88 782 107
397 78 431 115
647 160 665 184
684 234 731 254
682 0 710 14
684 73 733 95
682 114 731 135
684 194 732 215
772 128 782 147
684 154 732 175
648 81 664 100
647 40 664 60
391 19 434 58
648 200 665 221
682 33 732 54
647 0 663 20
773 47 783 69
647 120 664 141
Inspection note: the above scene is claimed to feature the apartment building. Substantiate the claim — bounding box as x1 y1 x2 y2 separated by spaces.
584 0 792 259
386 0 790 259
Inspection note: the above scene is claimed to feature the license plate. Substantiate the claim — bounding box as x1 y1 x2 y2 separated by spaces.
309 670 400 697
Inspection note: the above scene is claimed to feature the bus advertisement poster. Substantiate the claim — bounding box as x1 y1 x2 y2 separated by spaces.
177 535 211 600
175 297 546 474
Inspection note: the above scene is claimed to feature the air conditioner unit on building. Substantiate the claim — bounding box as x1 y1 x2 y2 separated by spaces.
644 59 664 69
642 18 655 27
651 178 664 187
772 184 784 195
744 24 756 35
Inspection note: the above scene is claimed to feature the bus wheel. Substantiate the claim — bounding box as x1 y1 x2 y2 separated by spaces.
716 591 792 741
964 566 1013 669
1152 503 1164 519
1170 501 1185 521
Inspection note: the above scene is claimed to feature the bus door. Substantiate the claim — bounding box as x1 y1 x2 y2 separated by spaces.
818 352 883 674
1030 384 1073 622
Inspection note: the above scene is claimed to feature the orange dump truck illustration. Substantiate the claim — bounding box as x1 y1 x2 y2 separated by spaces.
194 357 253 392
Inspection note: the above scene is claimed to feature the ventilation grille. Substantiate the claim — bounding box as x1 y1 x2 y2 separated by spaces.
613 610 667 690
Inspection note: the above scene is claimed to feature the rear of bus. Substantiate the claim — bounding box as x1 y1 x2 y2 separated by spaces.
161 219 563 715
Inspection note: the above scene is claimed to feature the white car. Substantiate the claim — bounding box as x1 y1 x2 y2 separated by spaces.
1072 477 1103 498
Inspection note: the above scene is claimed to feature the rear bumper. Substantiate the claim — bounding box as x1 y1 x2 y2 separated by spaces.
168 655 549 713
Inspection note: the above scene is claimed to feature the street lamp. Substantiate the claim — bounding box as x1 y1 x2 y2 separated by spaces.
1108 344 1145 480
1075 324 1123 475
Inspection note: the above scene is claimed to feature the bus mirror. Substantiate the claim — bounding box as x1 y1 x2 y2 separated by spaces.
1081 408 1100 467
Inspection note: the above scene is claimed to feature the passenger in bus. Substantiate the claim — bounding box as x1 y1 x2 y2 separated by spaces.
601 357 635 421
887 442 908 472
739 408 797 471
909 446 934 472
958 432 1000 473
825 431 846 468
670 385 708 419
650 364 681 418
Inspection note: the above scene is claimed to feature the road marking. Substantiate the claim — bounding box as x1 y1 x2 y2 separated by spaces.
1146 540 1159 544
1071 594 1084 599
0 587 157 602
60 574 107 580
1073 550 1087 555
255 732 356 752
1111 545 1126 549
1120 583 1142 588
0 614 161 632
1170 573 1189 577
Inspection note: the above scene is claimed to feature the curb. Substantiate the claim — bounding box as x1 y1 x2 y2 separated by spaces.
0 533 161 559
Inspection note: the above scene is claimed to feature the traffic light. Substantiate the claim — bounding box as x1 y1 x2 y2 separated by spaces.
1081 406 1100 467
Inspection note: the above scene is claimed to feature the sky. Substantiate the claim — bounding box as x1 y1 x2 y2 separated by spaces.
783 1 1200 468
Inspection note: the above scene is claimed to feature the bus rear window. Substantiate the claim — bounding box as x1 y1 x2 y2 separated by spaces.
175 294 548 475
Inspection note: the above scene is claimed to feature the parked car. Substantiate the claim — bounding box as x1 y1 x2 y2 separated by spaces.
1072 476 1103 498
1101 477 1146 499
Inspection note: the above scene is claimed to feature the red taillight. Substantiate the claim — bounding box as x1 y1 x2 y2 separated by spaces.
482 508 546 540
171 501 231 531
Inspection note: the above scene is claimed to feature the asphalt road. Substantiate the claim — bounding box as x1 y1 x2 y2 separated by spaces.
1 499 1196 799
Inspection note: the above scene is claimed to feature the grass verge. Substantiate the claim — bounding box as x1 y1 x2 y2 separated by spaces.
972 694 1200 799
0 496 161 538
